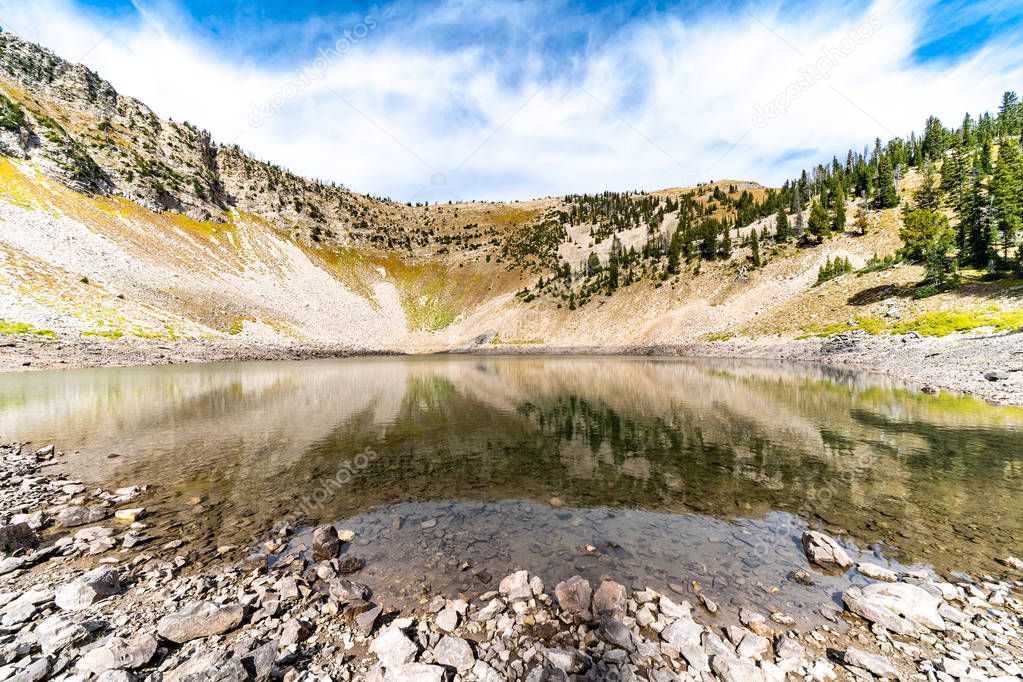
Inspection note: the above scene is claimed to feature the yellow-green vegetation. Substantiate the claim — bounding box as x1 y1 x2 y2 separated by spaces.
0 321 56 337
82 329 124 339
705 331 736 342
802 306 1023 338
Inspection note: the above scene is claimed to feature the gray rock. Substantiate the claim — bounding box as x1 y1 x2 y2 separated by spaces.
472 660 505 682
554 575 591 616
55 506 109 528
658 595 690 619
680 643 710 672
156 601 246 643
597 615 635 652
544 648 588 674
55 566 120 610
0 557 25 576
736 632 770 661
33 614 90 655
433 635 475 671
165 649 247 682
592 580 627 620
8 657 50 682
857 582 945 630
96 671 136 682
357 604 383 635
312 525 340 561
329 578 371 602
984 371 1009 381
76 633 157 674
843 586 921 636
844 647 900 679
801 530 853 569
711 656 764 682
241 639 278 682
279 619 311 647
371 625 418 669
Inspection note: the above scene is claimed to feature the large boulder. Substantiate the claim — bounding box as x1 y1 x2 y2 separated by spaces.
843 582 945 636
432 635 475 672
311 525 340 561
156 602 245 643
0 522 39 553
801 531 853 569
370 624 418 669
55 566 120 610
54 506 109 528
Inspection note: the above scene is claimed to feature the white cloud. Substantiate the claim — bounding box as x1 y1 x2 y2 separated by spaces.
1 0 1021 202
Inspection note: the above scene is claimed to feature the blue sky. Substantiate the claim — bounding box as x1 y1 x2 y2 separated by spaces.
2 0 1022 201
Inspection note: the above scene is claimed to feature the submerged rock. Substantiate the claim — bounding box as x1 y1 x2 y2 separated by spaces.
312 524 340 561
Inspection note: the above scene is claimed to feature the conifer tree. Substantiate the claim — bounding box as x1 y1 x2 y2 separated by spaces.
876 155 899 208
807 200 831 242
775 205 790 242
750 229 761 268
832 197 846 233
991 139 1022 261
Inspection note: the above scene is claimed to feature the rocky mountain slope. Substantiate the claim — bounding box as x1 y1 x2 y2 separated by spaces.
0 31 1019 369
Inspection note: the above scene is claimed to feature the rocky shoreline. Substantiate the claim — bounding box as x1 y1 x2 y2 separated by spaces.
3 329 1020 408
0 442 1020 682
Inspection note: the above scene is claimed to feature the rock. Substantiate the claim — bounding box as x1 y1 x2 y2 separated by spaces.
242 640 278 682
790 569 814 586
165 649 247 682
33 614 89 655
7 657 50 682
591 580 627 620
801 530 853 569
680 644 710 672
658 595 690 619
76 634 158 674
337 555 363 574
660 617 702 649
279 619 311 647
844 647 899 679
0 556 25 575
435 607 459 632
984 370 1009 381
330 578 371 602
737 632 770 660
529 575 544 595
156 601 246 643
473 660 505 682
554 575 591 616
857 563 899 582
371 625 418 669
775 637 805 661
55 566 120 610
113 508 145 523
544 648 588 674
0 522 39 552
858 582 945 630
597 615 635 651
433 635 475 671
312 525 340 561
499 570 531 601
96 671 136 682
382 664 446 682
999 556 1023 571
711 656 764 682
55 505 109 528
357 604 383 635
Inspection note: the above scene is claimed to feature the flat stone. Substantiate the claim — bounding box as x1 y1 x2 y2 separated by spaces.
33 614 89 655
55 506 109 528
156 601 245 643
356 604 383 635
330 578 371 602
844 647 899 679
858 563 899 582
7 657 50 682
435 607 459 632
858 582 945 630
659 595 690 619
0 522 39 552
597 615 635 651
76 634 158 674
164 649 247 682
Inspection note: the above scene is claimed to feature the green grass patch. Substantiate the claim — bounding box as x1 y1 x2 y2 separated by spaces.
801 307 1023 339
82 329 124 339
0 321 56 337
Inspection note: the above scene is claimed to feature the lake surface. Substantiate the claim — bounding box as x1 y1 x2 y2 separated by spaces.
2 356 1022 622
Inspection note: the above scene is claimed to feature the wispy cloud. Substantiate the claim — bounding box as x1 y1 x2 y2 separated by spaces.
1 0 1021 202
